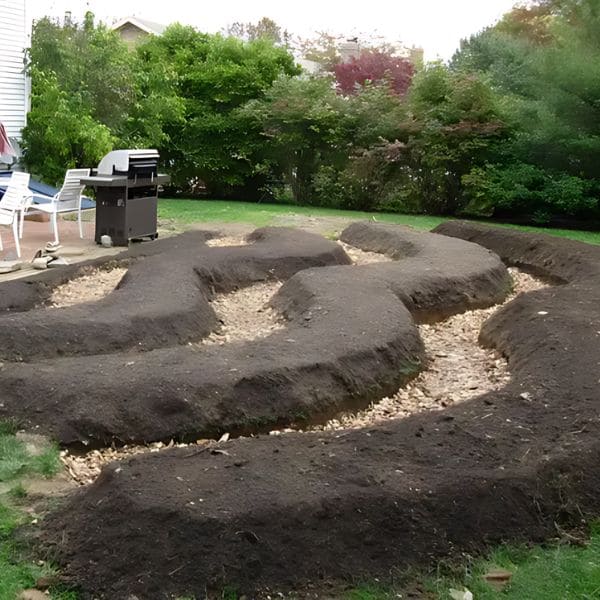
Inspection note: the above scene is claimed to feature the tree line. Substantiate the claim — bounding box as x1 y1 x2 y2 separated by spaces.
22 1 600 224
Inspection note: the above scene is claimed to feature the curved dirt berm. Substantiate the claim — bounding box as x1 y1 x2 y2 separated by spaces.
0 228 349 360
340 222 511 321
41 224 600 598
0 230 213 313
0 224 507 446
35 225 526 598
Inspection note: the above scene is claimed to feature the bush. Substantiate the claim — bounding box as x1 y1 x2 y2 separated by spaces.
462 162 598 220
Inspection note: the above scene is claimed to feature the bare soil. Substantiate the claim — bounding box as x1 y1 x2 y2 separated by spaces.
39 223 600 599
59 261 537 486
61 440 213 486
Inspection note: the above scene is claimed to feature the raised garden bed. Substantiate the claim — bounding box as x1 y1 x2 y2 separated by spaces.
3 222 595 599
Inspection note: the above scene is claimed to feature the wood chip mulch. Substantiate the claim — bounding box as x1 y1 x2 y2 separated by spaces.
49 266 128 308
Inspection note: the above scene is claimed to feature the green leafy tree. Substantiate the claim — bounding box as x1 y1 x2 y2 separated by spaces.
22 12 133 182
296 32 345 71
241 75 350 204
313 85 409 211
225 17 291 46
133 26 300 196
401 64 507 215
26 13 135 132
21 69 113 185
452 0 600 220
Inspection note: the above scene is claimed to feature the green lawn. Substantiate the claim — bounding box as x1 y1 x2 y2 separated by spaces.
0 421 68 600
158 199 600 245
158 198 447 229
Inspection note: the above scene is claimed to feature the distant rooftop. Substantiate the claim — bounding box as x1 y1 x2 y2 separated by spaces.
112 16 167 36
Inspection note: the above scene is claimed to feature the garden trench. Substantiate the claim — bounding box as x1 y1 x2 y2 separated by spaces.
0 222 597 598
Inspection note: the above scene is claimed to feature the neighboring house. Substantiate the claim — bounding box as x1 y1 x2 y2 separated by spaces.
112 16 166 47
0 0 29 147
296 58 322 75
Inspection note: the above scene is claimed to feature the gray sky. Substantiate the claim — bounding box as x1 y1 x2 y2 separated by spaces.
27 0 519 60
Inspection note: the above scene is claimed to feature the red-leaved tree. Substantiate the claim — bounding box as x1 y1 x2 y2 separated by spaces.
334 50 415 95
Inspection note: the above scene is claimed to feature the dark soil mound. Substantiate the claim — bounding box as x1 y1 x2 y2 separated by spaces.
0 224 507 446
0 230 212 313
0 228 348 360
33 225 560 600
341 222 511 321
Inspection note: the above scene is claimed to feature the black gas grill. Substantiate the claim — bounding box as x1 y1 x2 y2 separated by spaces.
82 149 170 246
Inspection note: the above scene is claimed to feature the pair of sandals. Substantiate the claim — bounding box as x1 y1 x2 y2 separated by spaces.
31 242 69 270
0 242 69 274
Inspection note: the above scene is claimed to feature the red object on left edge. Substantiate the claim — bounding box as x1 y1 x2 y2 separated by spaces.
0 122 16 157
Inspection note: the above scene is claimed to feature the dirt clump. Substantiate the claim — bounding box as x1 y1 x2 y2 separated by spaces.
61 439 214 486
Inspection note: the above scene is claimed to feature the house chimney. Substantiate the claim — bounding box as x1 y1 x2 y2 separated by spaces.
340 38 360 62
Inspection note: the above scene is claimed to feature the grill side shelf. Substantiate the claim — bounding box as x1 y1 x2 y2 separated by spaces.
81 175 170 187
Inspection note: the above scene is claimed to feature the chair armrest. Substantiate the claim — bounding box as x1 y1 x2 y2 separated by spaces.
21 192 35 212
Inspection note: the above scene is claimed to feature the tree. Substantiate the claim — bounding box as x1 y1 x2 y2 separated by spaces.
403 64 507 215
452 0 600 220
225 17 291 46
134 26 301 196
313 85 409 211
334 50 415 95
240 76 350 204
22 12 130 183
26 13 135 132
21 69 113 185
296 32 345 71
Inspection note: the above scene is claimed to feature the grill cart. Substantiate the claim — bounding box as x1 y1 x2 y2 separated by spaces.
81 149 170 246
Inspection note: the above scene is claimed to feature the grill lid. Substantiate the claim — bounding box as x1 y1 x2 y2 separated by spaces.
97 149 159 178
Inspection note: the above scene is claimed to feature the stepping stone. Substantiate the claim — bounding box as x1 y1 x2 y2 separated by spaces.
0 260 21 274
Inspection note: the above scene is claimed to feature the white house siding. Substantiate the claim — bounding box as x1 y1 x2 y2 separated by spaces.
0 0 28 140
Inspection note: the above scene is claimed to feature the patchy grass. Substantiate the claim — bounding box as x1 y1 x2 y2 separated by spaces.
0 418 19 436
485 221 600 246
0 424 70 600
158 199 600 245
344 584 399 599
0 435 31 482
342 523 600 600
29 445 62 479
0 431 61 483
0 501 49 600
429 524 600 599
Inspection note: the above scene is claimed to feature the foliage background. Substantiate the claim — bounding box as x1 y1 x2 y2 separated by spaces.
22 0 600 224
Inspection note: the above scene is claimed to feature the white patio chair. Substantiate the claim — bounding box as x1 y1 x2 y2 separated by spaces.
25 168 91 244
0 171 32 258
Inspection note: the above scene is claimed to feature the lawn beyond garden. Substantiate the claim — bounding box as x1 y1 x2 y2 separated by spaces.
158 199 600 245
